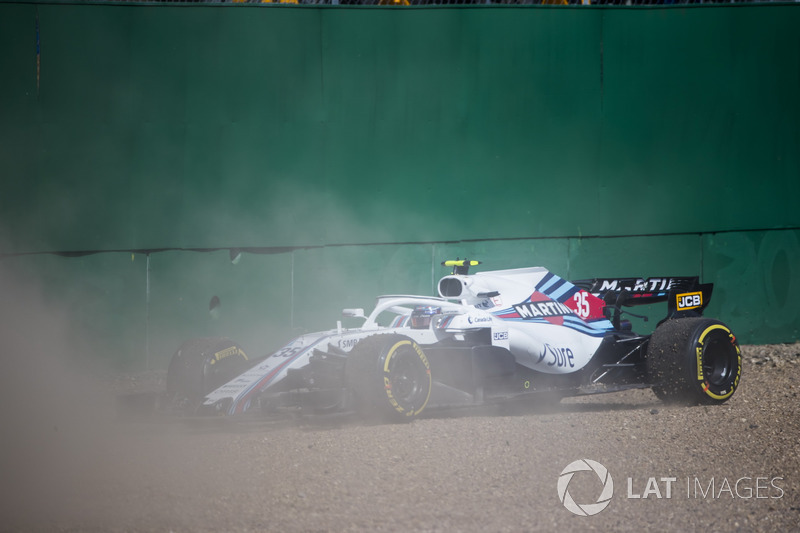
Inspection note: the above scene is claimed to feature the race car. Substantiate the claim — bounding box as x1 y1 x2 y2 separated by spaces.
165 260 742 421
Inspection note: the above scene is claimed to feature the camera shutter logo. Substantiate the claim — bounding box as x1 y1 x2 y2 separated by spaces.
557 459 614 516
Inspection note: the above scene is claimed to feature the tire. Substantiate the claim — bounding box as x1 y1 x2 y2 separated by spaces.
166 337 250 412
647 318 742 405
345 334 432 422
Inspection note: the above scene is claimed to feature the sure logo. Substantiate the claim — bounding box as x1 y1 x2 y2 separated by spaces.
676 291 703 311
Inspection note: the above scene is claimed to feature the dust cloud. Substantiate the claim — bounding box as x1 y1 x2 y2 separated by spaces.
1 260 798 532
0 262 175 530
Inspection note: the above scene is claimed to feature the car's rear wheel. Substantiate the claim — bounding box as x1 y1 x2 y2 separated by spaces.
166 337 250 413
647 318 742 405
345 334 432 422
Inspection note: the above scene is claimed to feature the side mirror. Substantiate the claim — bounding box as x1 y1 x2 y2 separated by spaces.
342 308 366 319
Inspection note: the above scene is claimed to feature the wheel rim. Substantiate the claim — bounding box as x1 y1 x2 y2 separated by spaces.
702 335 735 386
381 340 431 417
387 346 425 405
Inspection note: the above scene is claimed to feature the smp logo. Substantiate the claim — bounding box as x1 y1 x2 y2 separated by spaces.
557 459 614 516
676 291 703 311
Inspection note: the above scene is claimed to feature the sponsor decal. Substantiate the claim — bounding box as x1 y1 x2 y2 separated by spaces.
493 331 509 341
596 277 689 293
337 338 360 350
467 315 493 324
475 296 503 310
696 346 704 380
677 291 703 311
210 345 246 365
514 300 574 319
537 343 575 368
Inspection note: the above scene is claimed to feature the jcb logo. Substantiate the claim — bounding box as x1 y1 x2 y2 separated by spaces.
677 292 703 311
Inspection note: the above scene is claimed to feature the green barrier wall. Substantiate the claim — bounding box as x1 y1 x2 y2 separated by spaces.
1 4 798 367
2 229 798 370
2 4 798 251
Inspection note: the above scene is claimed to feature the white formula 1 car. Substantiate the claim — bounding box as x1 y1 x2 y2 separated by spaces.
165 260 742 421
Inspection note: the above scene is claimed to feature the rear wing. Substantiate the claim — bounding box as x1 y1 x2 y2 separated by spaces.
571 276 714 328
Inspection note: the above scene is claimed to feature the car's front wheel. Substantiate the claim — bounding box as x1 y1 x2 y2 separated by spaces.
166 337 250 413
345 334 432 422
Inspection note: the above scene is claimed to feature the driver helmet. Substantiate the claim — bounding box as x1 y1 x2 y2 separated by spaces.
410 305 442 329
